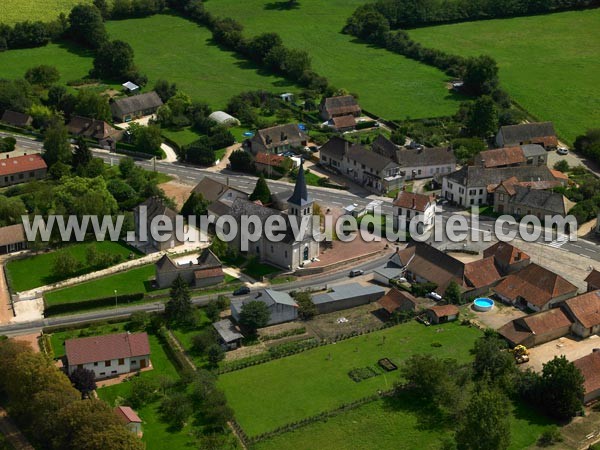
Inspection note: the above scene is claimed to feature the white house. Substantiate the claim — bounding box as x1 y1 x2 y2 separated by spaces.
393 190 436 233
115 406 143 436
65 332 151 380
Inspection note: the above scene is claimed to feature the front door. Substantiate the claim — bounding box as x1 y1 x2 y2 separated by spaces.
140 359 147 369
303 246 309 261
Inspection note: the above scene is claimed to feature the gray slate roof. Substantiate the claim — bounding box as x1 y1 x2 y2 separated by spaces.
110 91 163 118
312 283 385 305
445 165 555 188
288 161 312 207
192 177 247 202
320 136 397 172
213 319 244 343
254 123 307 150
521 144 547 158
509 186 569 214
232 289 298 311
395 146 456 168
498 122 556 143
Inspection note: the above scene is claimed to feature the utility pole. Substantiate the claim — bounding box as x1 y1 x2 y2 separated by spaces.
114 289 118 309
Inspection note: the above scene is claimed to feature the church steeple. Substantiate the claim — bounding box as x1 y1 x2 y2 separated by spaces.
287 159 313 217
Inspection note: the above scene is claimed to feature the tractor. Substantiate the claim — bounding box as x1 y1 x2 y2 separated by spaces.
510 345 530 364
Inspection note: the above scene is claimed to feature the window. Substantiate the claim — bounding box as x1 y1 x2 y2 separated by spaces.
18 173 24 179
100 372 105 376
417 170 422 175
77 364 83 370
479 189 483 195
105 360 111 367
361 164 365 170
111 370 117 374
118 358 125 365
284 250 288 258
499 193 504 201
470 199 475 205
94 362 98 366
29 171 35 177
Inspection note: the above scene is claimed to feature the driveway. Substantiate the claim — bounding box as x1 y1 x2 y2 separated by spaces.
522 334 600 372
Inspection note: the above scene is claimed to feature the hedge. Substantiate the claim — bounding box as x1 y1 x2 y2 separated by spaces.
44 292 145 316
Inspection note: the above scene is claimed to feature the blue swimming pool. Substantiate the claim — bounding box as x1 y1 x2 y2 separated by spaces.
473 297 494 312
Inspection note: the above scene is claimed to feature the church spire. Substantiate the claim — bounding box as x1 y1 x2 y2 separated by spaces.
287 159 312 207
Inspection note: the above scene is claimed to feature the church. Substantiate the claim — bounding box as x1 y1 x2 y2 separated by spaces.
227 162 320 270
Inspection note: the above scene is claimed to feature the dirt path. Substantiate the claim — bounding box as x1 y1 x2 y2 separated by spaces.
207 143 241 172
0 408 35 450
160 143 178 163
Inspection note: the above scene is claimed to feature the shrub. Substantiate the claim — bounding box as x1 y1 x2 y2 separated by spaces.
348 366 379 382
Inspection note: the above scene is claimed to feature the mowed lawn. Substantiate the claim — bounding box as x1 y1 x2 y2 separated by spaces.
0 41 94 84
44 264 157 305
106 14 299 109
254 395 554 450
218 321 482 437
205 0 464 120
0 0 91 25
409 9 600 144
5 240 140 292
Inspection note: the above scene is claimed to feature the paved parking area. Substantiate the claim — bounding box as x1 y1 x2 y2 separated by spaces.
522 334 600 372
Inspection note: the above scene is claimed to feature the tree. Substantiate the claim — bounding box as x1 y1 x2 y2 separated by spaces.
154 79 177 102
75 89 111 121
205 300 222 323
68 367 96 398
160 392 192 429
295 291 317 320
128 311 149 331
191 329 217 354
52 251 81 278
47 85 77 117
553 160 570 173
455 387 511 450
0 137 16 153
229 149 255 173
119 156 135 177
185 139 215 166
539 356 584 420
128 123 162 157
53 176 118 217
444 281 462 305
207 343 225 365
165 275 193 324
451 137 486 164
463 55 499 96
574 129 600 164
24 65 60 87
238 300 270 333
472 335 516 389
249 174 272 204
466 96 498 138
93 0 111 19
181 192 209 218
68 4 107 49
93 40 136 79
247 32 283 62
73 136 92 170
128 377 158 409
43 119 72 166
27 104 54 128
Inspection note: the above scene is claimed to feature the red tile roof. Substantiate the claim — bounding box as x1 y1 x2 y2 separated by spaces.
479 146 525 168
255 152 285 167
493 263 577 308
115 406 142 424
378 288 417 314
483 242 529 270
498 308 573 345
464 257 502 288
194 266 224 279
585 269 600 288
0 154 46 177
550 169 568 180
564 290 600 329
428 304 459 318
574 352 600 397
393 191 435 213
332 115 356 129
65 332 150 366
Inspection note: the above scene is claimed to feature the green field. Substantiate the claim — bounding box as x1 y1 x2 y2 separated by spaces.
106 14 299 110
255 396 552 450
5 240 140 292
0 0 91 25
409 9 600 143
43 264 157 305
205 0 464 120
0 41 94 84
218 321 482 437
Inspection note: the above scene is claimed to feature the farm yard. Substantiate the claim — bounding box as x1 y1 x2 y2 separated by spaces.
204 0 465 120
218 321 482 437
0 0 91 24
409 9 600 144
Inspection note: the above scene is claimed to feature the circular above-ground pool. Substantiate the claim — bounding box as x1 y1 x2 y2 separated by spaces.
473 298 494 312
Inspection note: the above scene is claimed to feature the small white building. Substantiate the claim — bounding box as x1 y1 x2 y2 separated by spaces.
208 111 240 127
231 289 298 326
65 332 151 380
393 190 436 233
115 406 143 436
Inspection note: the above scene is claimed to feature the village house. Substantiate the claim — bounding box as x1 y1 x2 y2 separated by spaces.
231 289 298 326
493 262 578 311
154 248 224 289
0 223 27 255
573 351 600 404
311 283 385 314
66 115 123 149
393 190 436 233
319 136 402 194
0 153 47 187
191 177 248 220
492 181 574 218
585 269 600 292
498 307 574 348
442 165 563 208
319 95 361 121
378 288 432 316
226 164 319 270
372 135 456 180
133 196 182 252
483 242 530 275
213 318 244 350
110 91 163 123
426 304 460 324
248 123 308 155
65 332 151 380
1 110 32 128
330 114 357 131
254 152 289 176
476 144 547 168
495 121 558 149
462 256 503 297
562 290 600 339
114 406 143 436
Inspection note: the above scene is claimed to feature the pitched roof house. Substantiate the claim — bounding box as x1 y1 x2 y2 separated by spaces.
311 282 385 314
493 184 574 218
249 123 308 155
66 115 122 148
493 263 578 311
476 145 547 169
133 197 181 252
498 307 573 348
254 152 288 175
586 269 600 292
319 95 361 120
483 242 530 275
231 289 298 325
393 190 436 233
562 290 600 338
0 223 27 255
378 288 431 314
573 351 600 403
213 318 244 350
495 122 558 149
426 304 460 324
0 153 47 187
110 91 163 122
331 115 357 131
115 406 143 436
1 110 32 127
65 332 151 379
155 248 224 288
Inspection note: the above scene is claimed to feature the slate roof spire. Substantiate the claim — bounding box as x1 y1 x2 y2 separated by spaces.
287 159 312 207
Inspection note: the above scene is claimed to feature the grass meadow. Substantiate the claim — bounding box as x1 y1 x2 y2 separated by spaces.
0 0 91 25
218 321 482 437
409 9 600 144
105 14 299 110
204 0 465 120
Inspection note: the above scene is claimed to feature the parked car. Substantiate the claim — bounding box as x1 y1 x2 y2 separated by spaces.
349 269 364 277
426 292 442 301
233 286 250 296
557 147 569 155
308 145 319 152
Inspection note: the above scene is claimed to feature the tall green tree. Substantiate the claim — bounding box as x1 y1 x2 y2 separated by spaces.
455 386 511 450
75 89 111 121
540 356 584 420
181 192 209 218
238 300 270 334
463 55 499 96
73 136 93 170
92 40 136 79
466 96 498 138
249 174 272 204
444 280 462 305
43 119 72 166
166 275 193 324
68 4 107 49
24 65 60 87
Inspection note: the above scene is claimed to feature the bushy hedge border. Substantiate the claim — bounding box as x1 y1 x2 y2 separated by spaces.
44 292 144 316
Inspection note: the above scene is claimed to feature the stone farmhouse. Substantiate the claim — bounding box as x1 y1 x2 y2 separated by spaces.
0 223 27 255
248 123 308 155
585 269 600 292
231 289 298 325
495 121 558 149
1 110 32 128
133 196 182 252
476 144 547 168
65 332 150 380
66 115 123 149
491 179 574 218
155 248 224 289
191 177 248 220
426 304 460 324
0 153 47 188
110 91 163 123
573 351 600 404
319 95 361 121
